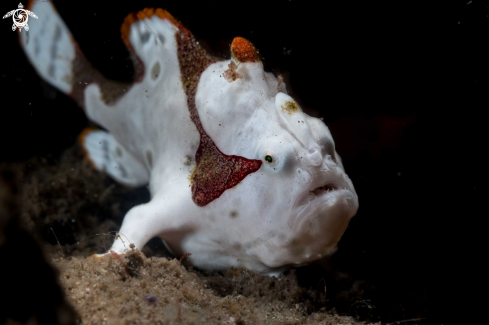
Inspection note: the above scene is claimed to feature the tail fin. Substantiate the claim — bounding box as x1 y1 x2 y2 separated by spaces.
20 1 130 109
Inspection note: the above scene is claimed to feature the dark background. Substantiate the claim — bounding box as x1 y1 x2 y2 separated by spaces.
0 0 486 324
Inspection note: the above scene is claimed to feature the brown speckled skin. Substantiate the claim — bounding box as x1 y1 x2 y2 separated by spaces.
175 27 262 206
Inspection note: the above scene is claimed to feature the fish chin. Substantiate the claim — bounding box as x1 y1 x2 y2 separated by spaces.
291 188 358 254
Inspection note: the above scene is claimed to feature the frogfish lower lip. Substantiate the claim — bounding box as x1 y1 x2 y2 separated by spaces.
311 184 337 196
296 183 340 207
290 186 358 231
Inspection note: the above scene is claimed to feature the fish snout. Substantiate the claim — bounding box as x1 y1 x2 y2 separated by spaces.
308 152 348 190
295 158 356 210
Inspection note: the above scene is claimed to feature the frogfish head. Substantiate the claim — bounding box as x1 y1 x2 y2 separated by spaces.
195 37 359 274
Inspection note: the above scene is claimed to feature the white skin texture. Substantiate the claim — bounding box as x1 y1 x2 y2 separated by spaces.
21 3 359 276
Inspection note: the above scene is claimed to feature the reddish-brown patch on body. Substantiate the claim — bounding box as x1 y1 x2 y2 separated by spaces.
175 25 262 206
69 44 132 109
191 136 262 206
231 37 259 63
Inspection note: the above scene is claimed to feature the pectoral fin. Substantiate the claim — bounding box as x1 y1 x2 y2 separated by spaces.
78 128 149 187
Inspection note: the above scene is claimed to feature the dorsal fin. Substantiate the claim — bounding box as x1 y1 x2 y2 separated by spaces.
120 8 188 49
120 8 189 83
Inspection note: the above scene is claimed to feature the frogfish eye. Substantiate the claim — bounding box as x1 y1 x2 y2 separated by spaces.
264 155 273 163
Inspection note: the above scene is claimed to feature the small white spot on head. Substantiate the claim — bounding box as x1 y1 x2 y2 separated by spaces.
307 150 322 166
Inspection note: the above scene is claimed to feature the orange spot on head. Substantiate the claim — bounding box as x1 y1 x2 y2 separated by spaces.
78 127 99 169
121 8 187 49
231 37 259 63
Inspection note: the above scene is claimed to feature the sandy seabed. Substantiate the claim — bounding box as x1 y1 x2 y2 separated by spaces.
51 250 373 325
1 144 378 325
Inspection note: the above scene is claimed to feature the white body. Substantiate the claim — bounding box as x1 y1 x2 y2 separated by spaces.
21 2 358 276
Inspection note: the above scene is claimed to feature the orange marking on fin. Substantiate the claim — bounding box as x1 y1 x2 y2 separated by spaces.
121 8 187 48
231 37 260 63
78 127 99 169
121 12 137 48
